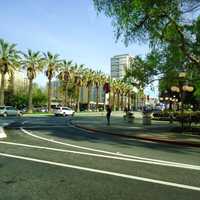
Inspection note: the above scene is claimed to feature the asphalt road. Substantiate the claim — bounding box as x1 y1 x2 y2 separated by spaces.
0 116 200 200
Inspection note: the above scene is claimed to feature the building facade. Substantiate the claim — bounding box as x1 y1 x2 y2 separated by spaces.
111 54 133 80
0 70 28 93
51 80 105 107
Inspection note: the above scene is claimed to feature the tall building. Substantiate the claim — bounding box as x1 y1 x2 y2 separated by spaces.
111 54 133 80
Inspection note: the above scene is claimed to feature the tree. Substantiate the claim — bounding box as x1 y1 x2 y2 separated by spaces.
111 80 117 110
32 84 47 107
94 71 106 110
0 39 20 105
21 49 44 113
85 69 95 110
58 60 72 106
93 0 200 70
43 51 60 112
70 64 85 112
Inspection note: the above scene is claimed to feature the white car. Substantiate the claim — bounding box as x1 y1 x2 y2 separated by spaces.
53 107 75 116
0 106 22 117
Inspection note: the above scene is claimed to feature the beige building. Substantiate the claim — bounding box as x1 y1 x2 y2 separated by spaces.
0 70 28 93
111 54 133 80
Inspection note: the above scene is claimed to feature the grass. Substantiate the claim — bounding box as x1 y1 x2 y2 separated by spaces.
23 112 53 116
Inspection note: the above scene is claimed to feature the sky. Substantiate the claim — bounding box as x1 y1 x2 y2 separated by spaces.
0 0 157 97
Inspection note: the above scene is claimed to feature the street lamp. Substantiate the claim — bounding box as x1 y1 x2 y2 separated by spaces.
159 90 171 110
170 71 194 130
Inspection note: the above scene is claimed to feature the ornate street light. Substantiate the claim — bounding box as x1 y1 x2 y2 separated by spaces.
170 71 194 130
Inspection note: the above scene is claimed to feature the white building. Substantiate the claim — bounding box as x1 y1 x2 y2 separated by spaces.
111 54 133 80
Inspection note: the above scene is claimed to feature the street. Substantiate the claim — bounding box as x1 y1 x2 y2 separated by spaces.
0 116 200 200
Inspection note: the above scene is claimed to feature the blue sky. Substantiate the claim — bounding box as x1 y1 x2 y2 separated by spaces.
0 0 157 96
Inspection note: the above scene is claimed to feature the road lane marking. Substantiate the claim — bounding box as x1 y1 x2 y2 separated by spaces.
20 128 200 170
1 140 200 170
0 152 200 191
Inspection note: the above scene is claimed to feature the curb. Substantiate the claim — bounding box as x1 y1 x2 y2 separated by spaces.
0 127 7 139
71 122 200 148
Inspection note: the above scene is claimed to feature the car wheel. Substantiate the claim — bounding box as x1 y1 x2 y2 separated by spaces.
3 112 8 117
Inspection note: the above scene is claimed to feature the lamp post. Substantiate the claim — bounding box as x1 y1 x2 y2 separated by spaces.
171 71 194 130
159 90 171 110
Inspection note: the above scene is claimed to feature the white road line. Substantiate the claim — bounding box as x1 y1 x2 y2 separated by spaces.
0 152 200 191
22 126 68 128
1 140 200 170
21 127 200 169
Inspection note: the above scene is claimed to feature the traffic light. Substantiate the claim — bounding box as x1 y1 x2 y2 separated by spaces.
103 83 110 93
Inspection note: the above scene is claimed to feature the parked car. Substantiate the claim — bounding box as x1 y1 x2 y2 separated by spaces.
53 107 75 116
40 107 48 113
0 106 22 117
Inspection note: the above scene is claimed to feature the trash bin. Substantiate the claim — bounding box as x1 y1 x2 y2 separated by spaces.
143 113 151 125
127 112 134 123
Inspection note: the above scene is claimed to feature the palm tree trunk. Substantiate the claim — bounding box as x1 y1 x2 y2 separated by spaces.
96 86 99 111
128 92 131 110
103 92 106 111
0 73 5 106
48 78 52 113
117 92 120 111
8 71 15 95
77 86 81 112
112 93 116 111
64 84 68 106
87 86 91 110
108 91 111 107
120 94 123 111
28 78 33 113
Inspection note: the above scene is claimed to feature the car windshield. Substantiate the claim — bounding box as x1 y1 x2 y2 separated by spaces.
0 106 5 110
54 107 61 110
63 107 70 110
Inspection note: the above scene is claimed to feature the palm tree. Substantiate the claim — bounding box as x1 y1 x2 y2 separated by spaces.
0 39 20 105
123 84 132 110
71 64 85 112
120 82 127 111
111 80 118 111
58 60 72 106
94 71 106 111
85 69 95 110
43 52 60 112
114 80 122 111
128 85 134 110
21 49 44 113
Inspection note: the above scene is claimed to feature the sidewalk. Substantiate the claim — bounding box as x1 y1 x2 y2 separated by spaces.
71 112 200 147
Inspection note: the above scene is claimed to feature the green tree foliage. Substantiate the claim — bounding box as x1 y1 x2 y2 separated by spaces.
5 90 28 109
5 84 47 109
124 52 159 89
0 39 20 105
93 0 200 69
43 51 61 112
32 84 47 107
21 49 44 113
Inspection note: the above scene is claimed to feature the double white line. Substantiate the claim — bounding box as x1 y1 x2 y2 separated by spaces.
0 128 199 192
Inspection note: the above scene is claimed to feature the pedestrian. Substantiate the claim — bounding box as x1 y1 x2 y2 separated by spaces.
106 105 112 125
123 107 128 120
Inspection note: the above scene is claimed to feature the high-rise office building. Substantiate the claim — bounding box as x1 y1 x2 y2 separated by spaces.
111 54 133 80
